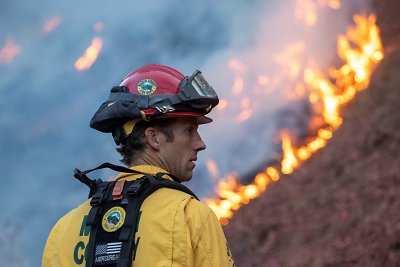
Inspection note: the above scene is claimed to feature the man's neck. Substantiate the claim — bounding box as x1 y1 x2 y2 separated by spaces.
130 151 168 172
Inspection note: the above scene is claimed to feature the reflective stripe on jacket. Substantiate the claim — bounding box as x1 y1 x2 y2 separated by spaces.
42 165 235 267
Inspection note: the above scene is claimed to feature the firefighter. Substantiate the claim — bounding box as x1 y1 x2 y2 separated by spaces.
42 64 235 267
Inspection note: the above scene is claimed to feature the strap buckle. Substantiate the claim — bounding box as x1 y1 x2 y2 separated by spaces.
126 178 147 196
112 180 126 200
90 183 108 206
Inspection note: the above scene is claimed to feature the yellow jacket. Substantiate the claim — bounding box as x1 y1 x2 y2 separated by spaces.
42 165 235 267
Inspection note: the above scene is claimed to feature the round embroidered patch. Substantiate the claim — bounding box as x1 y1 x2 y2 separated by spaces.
137 79 157 95
102 207 126 232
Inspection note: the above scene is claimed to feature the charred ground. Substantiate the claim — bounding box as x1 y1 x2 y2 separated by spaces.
224 1 400 266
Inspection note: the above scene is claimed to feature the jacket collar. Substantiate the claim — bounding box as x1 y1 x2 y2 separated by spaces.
114 165 174 182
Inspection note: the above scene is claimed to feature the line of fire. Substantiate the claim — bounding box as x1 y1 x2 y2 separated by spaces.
205 13 384 225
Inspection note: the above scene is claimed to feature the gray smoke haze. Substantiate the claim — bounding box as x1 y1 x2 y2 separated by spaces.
0 0 371 265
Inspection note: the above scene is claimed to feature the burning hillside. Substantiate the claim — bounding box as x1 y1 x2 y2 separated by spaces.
223 0 400 266
205 12 383 225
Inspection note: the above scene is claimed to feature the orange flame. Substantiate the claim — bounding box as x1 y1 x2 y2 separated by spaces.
332 15 383 93
281 131 299 174
0 37 22 64
295 0 342 26
216 99 228 111
320 0 341 10
205 14 383 224
272 41 306 79
305 68 343 128
231 77 244 95
295 0 318 26
228 58 246 95
228 58 247 73
42 16 62 34
206 159 220 179
75 37 103 71
236 98 253 123
305 15 383 129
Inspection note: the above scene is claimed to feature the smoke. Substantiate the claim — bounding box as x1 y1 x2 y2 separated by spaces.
0 220 29 267
0 0 372 266
188 0 373 192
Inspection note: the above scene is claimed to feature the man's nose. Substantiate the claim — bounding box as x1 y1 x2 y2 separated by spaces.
195 134 206 151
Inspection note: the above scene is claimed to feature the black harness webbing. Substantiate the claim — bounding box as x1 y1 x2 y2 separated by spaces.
73 163 199 267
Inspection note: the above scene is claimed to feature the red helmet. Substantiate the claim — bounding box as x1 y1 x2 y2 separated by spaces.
121 64 184 96
90 64 219 144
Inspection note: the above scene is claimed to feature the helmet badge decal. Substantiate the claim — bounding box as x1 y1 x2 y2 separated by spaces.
102 206 126 232
137 79 157 95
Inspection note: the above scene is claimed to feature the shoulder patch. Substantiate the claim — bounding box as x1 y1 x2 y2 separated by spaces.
102 206 126 232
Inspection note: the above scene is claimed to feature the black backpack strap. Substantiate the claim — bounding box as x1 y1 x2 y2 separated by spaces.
152 172 198 200
117 176 149 267
117 173 198 267
73 162 169 199
75 162 149 177
85 181 114 267
74 163 182 191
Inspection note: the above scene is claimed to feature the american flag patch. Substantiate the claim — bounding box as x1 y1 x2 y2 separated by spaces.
95 242 122 256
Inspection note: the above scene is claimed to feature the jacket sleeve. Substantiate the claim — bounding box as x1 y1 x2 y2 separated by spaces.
42 218 64 267
185 198 235 267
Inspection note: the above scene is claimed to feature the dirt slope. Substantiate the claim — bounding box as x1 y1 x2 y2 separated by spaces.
224 1 400 266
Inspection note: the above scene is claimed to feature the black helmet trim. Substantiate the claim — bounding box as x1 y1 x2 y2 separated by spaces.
89 98 144 133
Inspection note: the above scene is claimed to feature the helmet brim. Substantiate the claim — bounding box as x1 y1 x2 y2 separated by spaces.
151 111 213 124
120 111 212 142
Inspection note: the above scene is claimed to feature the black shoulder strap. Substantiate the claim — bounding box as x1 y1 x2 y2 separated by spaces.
74 162 182 188
85 181 112 267
73 163 198 267
118 174 198 267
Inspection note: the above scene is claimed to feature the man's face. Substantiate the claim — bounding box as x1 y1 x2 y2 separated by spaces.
157 117 206 182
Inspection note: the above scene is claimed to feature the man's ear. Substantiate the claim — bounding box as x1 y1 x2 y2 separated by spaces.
144 127 160 150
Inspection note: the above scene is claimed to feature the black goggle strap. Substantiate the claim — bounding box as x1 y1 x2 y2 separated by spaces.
107 91 176 110
107 91 150 109
107 91 215 117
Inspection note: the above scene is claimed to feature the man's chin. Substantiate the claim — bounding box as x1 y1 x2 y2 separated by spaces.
180 172 193 182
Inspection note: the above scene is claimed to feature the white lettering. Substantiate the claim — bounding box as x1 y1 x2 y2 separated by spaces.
95 253 120 263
